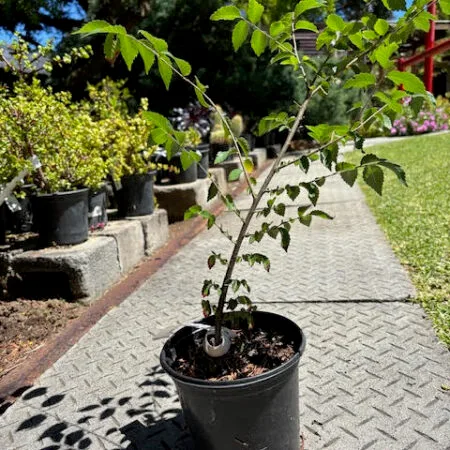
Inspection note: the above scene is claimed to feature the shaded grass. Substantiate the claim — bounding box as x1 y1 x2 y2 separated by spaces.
347 133 450 347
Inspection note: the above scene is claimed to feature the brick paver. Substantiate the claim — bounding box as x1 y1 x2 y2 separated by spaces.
0 158 449 450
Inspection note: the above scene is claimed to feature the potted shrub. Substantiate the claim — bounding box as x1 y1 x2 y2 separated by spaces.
77 0 434 447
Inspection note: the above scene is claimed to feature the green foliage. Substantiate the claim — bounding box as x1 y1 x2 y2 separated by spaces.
75 0 446 348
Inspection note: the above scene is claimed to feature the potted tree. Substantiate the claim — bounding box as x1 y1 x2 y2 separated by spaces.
77 0 436 447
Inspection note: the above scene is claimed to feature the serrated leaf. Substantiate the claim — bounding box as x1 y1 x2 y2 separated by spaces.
237 137 250 156
270 21 286 37
295 0 322 16
194 77 209 108
374 18 390 36
229 168 243 181
139 30 168 52
387 70 426 94
439 0 450 14
158 57 173 90
363 165 384 196
151 128 167 144
299 214 312 226
310 210 333 220
381 0 406 10
74 20 125 35
118 35 138 70
274 203 286 217
344 73 376 89
372 42 398 69
210 5 241 21
184 204 202 220
326 14 346 32
104 33 118 60
299 155 310 173
248 0 264 24
180 150 201 171
379 161 407 186
215 150 232 164
336 162 357 187
295 20 318 32
251 29 267 56
208 182 219 201
173 57 191 76
243 158 254 173
142 111 172 130
136 40 155 73
232 21 249 51
349 33 364 50
286 185 300 201
279 228 290 252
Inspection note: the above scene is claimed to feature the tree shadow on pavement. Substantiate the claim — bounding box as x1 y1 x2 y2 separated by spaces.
12 365 194 449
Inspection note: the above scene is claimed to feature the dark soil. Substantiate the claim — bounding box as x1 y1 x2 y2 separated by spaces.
173 328 295 381
0 299 85 378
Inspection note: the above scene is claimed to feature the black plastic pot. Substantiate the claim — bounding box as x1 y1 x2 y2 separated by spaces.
168 153 198 184
116 172 155 217
88 186 108 229
7 185 35 233
33 188 89 246
197 144 210 179
210 143 230 165
160 311 306 450
0 204 7 245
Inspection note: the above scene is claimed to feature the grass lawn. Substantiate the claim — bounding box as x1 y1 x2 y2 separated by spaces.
347 133 450 347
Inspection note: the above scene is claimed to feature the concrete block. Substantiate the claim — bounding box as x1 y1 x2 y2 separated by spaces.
11 236 121 303
127 209 169 255
154 181 209 223
97 220 145 273
208 167 227 196
250 147 267 167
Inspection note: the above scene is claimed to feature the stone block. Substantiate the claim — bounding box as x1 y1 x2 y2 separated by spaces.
127 209 169 255
154 181 209 223
11 236 121 303
250 147 267 168
97 220 145 273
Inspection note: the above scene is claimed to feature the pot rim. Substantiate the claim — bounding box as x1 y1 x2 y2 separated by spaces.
36 187 89 198
160 311 306 388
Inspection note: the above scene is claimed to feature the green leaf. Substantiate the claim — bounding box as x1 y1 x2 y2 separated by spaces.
229 168 243 181
372 42 398 69
349 33 364 50
299 214 312 226
326 14 346 32
158 56 173 90
208 182 219 201
413 11 433 32
151 128 167 144
381 0 406 10
250 29 267 56
295 0 322 16
139 30 168 52
237 137 250 156
207 254 216 269
243 158 254 173
248 0 264 24
379 161 407 186
387 70 426 94
142 111 172 130
279 228 290 252
439 0 450 15
286 185 300 201
344 73 376 89
202 299 212 316
104 33 118 60
336 162 357 186
136 40 155 73
232 21 249 51
173 57 191 76
295 20 318 32
270 21 286 37
310 210 333 220
363 165 384 196
74 20 125 35
298 155 310 173
194 77 209 108
184 204 202 220
374 18 390 35
118 34 138 70
274 203 286 217
211 5 241 21
180 150 201 171
214 150 232 164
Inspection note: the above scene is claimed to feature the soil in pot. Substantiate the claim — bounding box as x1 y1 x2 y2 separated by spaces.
116 172 155 217
160 312 305 450
33 188 89 246
197 144 210 179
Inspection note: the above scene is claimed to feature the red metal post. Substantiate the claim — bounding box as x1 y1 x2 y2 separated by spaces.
424 1 436 92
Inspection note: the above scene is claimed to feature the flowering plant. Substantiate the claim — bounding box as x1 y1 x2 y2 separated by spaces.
390 95 449 136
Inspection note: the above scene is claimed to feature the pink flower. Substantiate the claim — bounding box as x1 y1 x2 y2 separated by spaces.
390 127 397 135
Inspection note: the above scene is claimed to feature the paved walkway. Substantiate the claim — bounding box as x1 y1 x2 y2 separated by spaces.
1 157 449 450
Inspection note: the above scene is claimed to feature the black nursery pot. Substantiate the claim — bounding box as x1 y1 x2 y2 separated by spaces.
33 188 89 246
88 186 108 229
168 154 198 184
116 172 155 217
160 311 306 450
197 143 210 179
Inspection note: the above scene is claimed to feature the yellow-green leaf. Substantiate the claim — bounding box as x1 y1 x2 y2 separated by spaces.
232 21 249 51
250 29 267 57
243 158 254 173
295 20 318 32
173 57 191 76
158 56 172 90
374 18 389 35
210 5 241 21
295 0 322 17
344 73 376 89
248 0 264 24
387 70 426 94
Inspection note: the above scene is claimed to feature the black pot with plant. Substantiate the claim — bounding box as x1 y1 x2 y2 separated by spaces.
88 185 108 230
116 171 156 217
